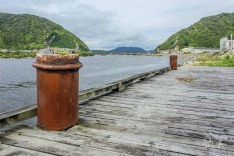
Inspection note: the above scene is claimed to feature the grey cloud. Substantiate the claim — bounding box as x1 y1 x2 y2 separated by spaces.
0 1 124 49
43 4 119 36
30 0 77 6
1 0 233 50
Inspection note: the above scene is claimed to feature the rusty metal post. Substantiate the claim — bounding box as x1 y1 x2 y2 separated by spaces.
170 55 178 70
32 51 82 130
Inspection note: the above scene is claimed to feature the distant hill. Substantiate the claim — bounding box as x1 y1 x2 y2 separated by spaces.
146 50 154 53
91 50 107 53
0 13 89 51
157 13 234 50
110 47 146 53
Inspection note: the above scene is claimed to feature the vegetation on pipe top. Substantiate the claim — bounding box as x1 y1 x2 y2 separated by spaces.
57 51 69 56
38 48 94 57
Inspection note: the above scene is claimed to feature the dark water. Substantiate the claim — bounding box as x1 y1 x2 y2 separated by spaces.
0 55 170 113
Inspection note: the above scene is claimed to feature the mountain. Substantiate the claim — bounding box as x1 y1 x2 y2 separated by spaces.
91 50 108 53
110 47 146 53
146 50 154 53
0 13 89 51
157 13 234 50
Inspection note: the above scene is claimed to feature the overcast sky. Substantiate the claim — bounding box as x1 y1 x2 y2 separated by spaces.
0 0 234 50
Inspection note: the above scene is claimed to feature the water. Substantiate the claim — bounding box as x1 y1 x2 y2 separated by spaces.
0 55 170 113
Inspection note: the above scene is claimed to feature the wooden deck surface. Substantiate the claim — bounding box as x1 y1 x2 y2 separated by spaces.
1 66 234 156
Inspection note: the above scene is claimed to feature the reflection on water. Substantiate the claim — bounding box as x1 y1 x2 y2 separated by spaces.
0 55 170 113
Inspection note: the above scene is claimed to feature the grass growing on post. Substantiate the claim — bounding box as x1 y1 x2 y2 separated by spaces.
57 51 69 56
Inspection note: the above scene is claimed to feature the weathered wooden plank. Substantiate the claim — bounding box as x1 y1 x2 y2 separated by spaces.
78 121 234 150
106 97 234 113
68 124 234 156
80 109 234 135
78 114 234 146
5 124 227 156
4 125 187 156
80 101 234 132
107 91 234 106
0 144 54 156
1 131 131 156
80 109 234 132
76 119 234 152
82 98 234 116
119 91 234 103
110 89 234 103
0 105 37 128
165 127 234 146
80 101 234 123
80 105 234 129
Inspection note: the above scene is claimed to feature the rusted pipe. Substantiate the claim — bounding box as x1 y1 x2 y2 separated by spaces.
170 55 178 70
32 53 82 130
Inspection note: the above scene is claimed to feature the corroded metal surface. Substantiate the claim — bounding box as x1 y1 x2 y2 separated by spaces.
33 54 82 130
170 55 178 70
35 54 80 65
32 62 82 71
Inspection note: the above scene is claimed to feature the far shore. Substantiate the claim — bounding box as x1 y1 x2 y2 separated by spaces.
1 50 233 67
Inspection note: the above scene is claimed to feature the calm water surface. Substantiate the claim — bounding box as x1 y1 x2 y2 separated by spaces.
0 55 170 113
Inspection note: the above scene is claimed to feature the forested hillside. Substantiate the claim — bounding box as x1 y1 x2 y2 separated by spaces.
157 13 234 50
0 13 89 51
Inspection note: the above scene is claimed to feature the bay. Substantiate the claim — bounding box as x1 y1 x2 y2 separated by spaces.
0 55 170 113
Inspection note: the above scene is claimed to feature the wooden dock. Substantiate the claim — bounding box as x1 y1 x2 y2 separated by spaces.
1 66 234 155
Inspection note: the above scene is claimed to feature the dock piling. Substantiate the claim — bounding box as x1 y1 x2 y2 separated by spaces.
170 55 178 70
32 49 82 130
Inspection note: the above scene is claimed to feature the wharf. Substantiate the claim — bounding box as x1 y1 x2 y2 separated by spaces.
1 66 234 155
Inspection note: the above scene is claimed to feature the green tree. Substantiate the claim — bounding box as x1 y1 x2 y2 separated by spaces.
0 13 90 51
156 13 234 50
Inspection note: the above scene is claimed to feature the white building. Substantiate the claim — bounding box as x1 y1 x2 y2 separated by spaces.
181 47 220 54
191 47 220 53
220 37 234 51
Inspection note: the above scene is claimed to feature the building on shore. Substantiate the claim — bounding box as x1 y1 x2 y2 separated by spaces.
191 47 220 53
181 47 220 54
220 36 234 51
